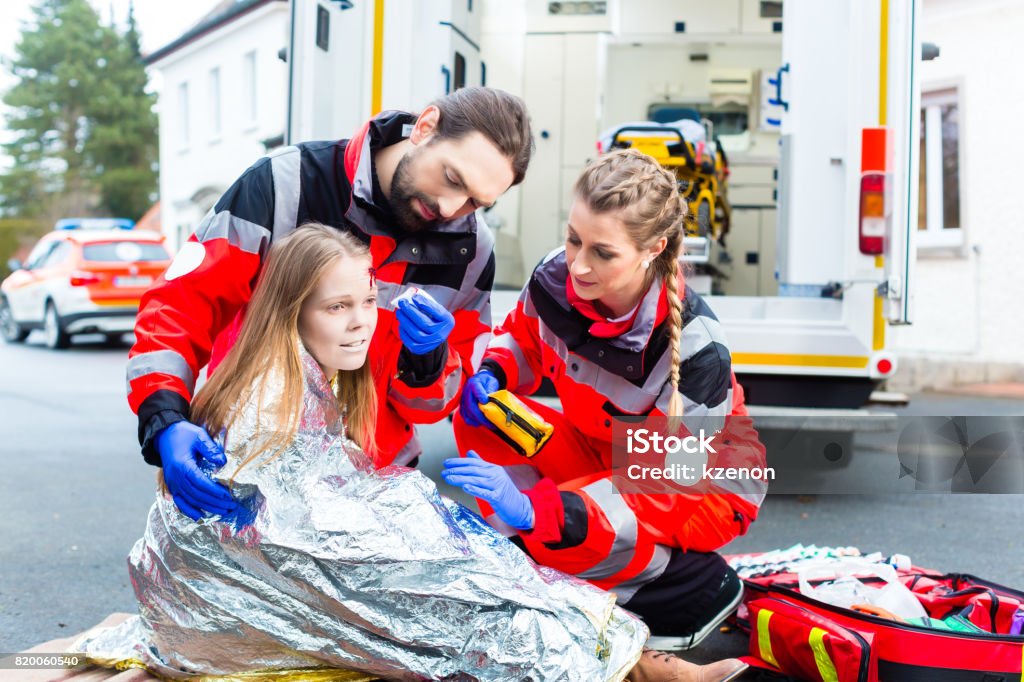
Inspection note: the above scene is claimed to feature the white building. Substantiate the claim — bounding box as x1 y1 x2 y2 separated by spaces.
889 0 1024 390
146 0 290 251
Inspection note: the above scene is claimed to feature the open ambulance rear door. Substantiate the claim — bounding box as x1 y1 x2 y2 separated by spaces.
716 0 921 408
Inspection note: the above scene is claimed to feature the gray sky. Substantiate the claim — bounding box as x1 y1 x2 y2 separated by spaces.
0 0 221 167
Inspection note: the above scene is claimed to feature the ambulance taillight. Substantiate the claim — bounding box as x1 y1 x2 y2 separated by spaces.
859 173 886 255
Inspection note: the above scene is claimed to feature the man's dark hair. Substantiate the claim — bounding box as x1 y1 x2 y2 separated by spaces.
430 87 534 186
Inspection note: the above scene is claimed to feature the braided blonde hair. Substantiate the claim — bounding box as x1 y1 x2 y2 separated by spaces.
574 148 688 416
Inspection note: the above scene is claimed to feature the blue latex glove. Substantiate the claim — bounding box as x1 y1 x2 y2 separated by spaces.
395 292 455 355
460 369 500 429
442 451 534 530
157 421 238 522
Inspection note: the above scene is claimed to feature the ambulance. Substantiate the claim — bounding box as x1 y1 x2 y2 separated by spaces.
286 0 923 410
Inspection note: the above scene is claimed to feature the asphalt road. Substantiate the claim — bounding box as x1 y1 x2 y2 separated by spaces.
2 331 1023 671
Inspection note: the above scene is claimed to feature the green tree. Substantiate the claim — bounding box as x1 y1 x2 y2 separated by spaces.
89 0 158 219
0 0 157 221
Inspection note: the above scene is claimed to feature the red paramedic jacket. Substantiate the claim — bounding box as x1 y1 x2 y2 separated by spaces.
481 248 766 570
127 112 495 467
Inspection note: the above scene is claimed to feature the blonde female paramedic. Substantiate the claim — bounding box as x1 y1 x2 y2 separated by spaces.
446 149 766 660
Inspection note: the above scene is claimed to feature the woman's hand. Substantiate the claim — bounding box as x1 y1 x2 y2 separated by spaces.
442 451 534 530
459 369 499 428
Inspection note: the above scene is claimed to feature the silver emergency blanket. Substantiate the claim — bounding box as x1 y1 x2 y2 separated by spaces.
76 349 647 680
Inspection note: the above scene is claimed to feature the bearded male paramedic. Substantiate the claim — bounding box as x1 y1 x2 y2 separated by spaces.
126 87 534 521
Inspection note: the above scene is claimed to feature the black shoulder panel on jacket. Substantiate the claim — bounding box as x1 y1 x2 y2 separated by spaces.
213 155 276 228
295 140 351 231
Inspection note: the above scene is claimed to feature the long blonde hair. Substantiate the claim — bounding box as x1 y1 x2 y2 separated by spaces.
191 223 378 480
574 149 688 416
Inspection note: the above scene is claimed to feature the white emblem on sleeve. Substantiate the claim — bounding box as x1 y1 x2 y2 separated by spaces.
164 242 206 281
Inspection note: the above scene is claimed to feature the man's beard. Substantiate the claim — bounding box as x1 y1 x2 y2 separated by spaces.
389 152 441 233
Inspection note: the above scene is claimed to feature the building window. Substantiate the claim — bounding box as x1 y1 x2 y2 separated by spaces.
178 81 190 148
917 87 962 247
316 5 330 51
244 50 258 124
453 51 466 91
209 67 221 139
